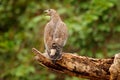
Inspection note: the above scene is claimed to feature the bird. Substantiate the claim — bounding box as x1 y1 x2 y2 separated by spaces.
43 9 68 63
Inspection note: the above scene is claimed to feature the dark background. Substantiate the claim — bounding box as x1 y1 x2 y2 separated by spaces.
0 0 120 80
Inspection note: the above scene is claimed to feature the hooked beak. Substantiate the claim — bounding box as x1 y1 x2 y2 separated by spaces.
44 10 49 15
44 10 48 13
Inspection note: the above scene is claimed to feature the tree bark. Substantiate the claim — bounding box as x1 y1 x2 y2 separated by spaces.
32 48 120 80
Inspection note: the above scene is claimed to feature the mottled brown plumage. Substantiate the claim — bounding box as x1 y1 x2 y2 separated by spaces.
44 9 68 62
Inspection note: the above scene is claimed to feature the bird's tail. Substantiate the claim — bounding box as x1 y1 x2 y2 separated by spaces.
49 43 63 61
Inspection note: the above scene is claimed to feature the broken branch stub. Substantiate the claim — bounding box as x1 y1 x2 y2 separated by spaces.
109 53 120 80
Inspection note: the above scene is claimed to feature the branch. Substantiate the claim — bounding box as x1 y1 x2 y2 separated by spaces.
109 53 120 80
32 48 120 80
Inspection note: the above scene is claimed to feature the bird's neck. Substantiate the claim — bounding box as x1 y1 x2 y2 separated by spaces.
50 13 61 23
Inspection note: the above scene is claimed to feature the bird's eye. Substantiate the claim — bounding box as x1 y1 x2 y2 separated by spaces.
48 9 50 11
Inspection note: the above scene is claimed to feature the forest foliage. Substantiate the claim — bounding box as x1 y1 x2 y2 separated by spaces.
0 0 120 80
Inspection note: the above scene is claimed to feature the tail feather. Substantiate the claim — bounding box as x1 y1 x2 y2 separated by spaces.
48 43 62 60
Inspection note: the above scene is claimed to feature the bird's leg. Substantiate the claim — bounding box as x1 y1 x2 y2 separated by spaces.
51 60 56 64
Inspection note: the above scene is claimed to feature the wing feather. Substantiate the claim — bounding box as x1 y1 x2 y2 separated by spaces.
44 22 53 51
53 21 68 47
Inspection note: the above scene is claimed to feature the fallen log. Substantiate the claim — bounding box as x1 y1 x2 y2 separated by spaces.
32 48 120 80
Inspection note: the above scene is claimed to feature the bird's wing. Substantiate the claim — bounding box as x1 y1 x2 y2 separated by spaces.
44 22 53 51
53 21 68 47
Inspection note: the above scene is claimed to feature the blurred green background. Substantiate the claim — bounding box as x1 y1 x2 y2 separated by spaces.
0 0 120 80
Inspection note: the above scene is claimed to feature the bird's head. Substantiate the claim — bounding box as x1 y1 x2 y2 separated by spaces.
44 9 57 16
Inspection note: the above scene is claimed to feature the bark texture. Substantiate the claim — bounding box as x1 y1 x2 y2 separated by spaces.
32 48 120 80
